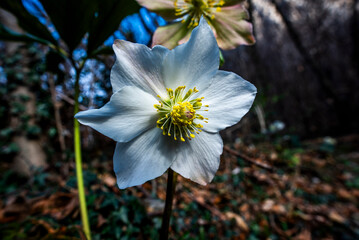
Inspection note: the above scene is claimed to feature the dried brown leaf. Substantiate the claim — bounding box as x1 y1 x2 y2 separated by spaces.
329 211 346 223
225 211 249 232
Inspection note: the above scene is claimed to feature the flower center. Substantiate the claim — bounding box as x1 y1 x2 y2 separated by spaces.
174 0 225 28
154 86 209 142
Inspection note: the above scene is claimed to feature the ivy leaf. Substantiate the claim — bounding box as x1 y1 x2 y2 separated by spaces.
87 46 113 59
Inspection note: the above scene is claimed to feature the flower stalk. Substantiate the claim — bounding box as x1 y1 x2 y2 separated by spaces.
160 169 178 240
74 67 92 240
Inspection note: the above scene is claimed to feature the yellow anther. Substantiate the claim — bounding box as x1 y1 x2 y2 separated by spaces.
154 85 209 141
193 102 202 108
183 89 193 99
173 0 225 30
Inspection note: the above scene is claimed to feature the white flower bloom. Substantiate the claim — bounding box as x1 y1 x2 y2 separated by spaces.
75 19 256 189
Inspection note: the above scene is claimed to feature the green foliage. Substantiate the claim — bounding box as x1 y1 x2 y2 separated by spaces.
0 44 58 161
0 170 25 194
0 0 56 45
45 50 66 81
39 0 96 52
87 0 140 55
48 127 57 138
36 102 51 118
0 134 359 239
10 101 25 114
1 0 140 62
0 23 50 45
1 142 19 155
0 222 28 240
318 137 336 153
26 125 41 137
345 178 359 189
219 50 225 67
0 128 14 137
281 148 303 167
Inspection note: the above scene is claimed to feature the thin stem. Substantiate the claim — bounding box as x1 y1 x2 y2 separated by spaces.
74 67 92 240
160 169 178 240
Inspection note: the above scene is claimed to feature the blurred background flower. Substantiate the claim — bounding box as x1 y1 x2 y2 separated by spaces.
137 0 255 49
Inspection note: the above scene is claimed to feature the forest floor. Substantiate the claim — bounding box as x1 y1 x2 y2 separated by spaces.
0 134 359 239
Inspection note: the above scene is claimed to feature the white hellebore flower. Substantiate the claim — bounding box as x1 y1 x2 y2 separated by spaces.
75 19 256 189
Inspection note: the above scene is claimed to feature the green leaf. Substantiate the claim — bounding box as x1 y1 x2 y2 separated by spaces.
0 23 50 45
223 0 246 6
1 143 19 154
117 206 129 224
39 0 97 52
88 46 113 58
45 50 65 79
0 0 57 45
87 0 140 54
219 49 225 67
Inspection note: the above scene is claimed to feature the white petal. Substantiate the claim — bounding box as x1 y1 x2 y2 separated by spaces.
162 18 219 93
75 86 158 143
170 131 223 185
201 70 257 133
114 127 177 189
111 40 169 96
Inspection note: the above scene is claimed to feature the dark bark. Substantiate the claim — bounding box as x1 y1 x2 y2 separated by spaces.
225 0 358 136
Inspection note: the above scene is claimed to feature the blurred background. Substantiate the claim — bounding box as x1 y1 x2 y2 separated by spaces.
0 0 358 239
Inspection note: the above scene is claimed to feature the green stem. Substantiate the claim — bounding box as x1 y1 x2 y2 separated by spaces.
160 169 178 240
74 67 91 240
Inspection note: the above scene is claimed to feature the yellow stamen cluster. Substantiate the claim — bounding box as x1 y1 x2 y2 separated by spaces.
174 0 225 27
154 86 209 142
